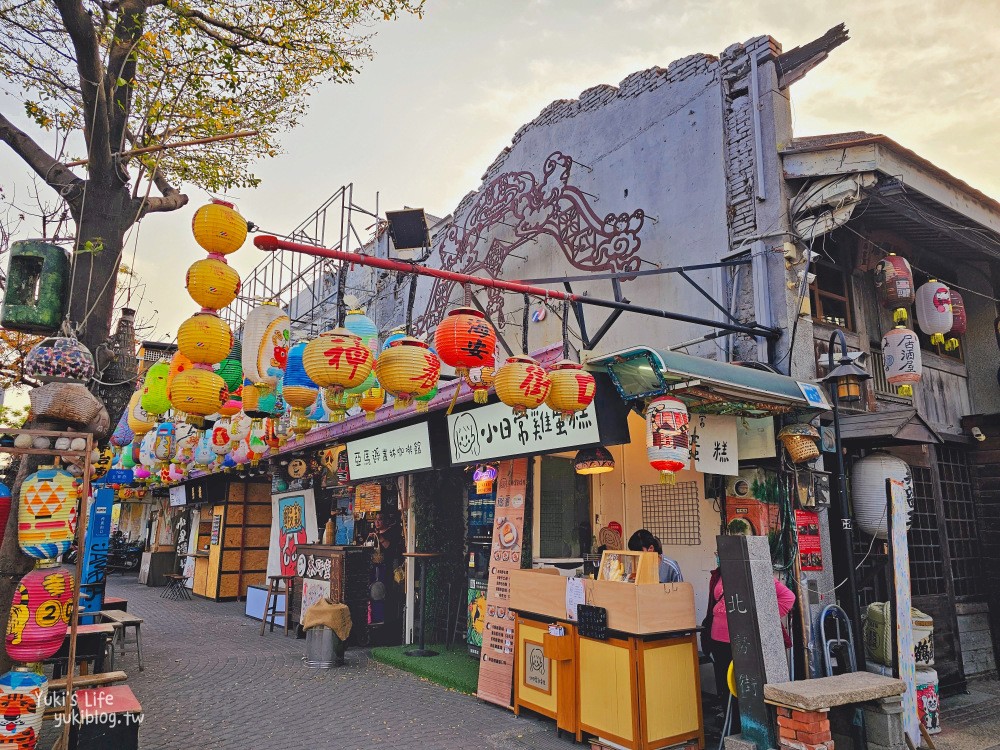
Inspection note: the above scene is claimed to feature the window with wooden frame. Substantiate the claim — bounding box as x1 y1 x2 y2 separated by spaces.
810 260 854 330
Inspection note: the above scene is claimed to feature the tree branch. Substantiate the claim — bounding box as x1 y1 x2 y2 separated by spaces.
105 0 147 155
137 166 187 216
0 110 85 205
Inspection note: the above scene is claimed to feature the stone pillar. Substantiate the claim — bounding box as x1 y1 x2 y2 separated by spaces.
863 695 907 750
776 706 833 750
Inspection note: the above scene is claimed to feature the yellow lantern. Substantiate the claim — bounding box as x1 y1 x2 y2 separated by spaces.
374 337 440 410
545 360 596 418
167 367 227 423
177 312 233 365
494 355 551 415
191 199 247 255
303 329 375 419
18 467 80 560
359 386 385 421
186 257 241 310
126 390 155 437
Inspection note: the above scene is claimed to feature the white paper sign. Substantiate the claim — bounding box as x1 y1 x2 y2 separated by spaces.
448 401 600 464
736 417 777 460
169 485 186 507
346 422 433 480
565 577 586 622
690 414 739 475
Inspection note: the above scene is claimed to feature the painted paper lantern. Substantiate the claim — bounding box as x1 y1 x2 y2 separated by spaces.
882 326 922 397
5 562 73 662
126 390 155 437
381 328 407 352
240 383 272 420
915 279 953 346
359 387 385 421
166 351 193 394
344 309 380 397
191 199 247 255
211 418 233 455
434 307 497 376
494 355 551 415
167 463 186 483
852 451 912 539
215 340 244 391
0 667 47 749
177 312 233 365
138 430 158 468
945 289 966 351
110 406 134 448
645 396 690 481
229 412 252 445
464 366 494 405
140 361 172 417
305 390 329 423
231 439 251 467
176 433 199 465
168 367 227 421
186 256 241 310
91 448 113 480
219 393 243 417
17 468 79 560
120 442 137 470
374 337 441 411
283 341 319 410
304 329 375 418
24 336 95 383
545 360 596 418
873 254 915 323
194 431 216 467
242 303 290 387
151 422 176 463
0 483 9 550
133 466 151 483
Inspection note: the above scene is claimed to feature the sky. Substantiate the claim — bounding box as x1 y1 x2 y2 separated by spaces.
2 0 1000 346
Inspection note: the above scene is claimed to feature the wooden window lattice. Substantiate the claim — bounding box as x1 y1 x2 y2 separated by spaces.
640 482 701 546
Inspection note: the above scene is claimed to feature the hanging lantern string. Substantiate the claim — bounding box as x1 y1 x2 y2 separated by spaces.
522 294 530 355
561 299 570 361
406 268 419 337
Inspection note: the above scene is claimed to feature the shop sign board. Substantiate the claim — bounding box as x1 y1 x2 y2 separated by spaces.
888 478 919 745
477 458 528 708
105 469 133 485
690 414 739 475
346 422 432 480
168 485 186 507
266 489 318 579
448 401 599 465
79 488 115 623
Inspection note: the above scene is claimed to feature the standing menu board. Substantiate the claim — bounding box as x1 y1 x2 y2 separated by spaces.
476 458 528 708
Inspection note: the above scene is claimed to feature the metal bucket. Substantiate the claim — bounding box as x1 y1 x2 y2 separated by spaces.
305 626 340 669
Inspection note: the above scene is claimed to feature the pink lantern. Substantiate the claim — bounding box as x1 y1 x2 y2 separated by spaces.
645 396 690 482
5 563 73 662
946 289 966 351
882 326 923 397
915 279 953 346
873 254 915 323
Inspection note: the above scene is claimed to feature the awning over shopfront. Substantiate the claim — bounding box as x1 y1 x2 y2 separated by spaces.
586 346 825 416
836 408 942 446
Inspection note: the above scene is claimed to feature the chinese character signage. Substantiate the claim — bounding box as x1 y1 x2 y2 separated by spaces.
346 422 433 480
690 414 739 476
267 489 318 578
448 401 599 465
794 509 822 571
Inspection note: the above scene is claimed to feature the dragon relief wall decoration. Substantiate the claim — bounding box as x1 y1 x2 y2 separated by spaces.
412 151 649 334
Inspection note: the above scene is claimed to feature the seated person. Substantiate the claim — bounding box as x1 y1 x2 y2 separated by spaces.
626 529 682 583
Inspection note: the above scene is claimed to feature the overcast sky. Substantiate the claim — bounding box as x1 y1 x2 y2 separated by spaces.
2 0 999 344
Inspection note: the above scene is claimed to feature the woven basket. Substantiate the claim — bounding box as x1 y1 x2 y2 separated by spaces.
29 382 103 426
778 423 821 464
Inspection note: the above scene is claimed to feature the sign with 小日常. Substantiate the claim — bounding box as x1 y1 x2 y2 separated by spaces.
689 414 739 475
448 401 599 464
346 422 432 480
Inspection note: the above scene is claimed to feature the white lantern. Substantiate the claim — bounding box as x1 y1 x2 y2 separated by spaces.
194 431 216 467
139 430 158 468
241 303 290 387
915 280 953 346
851 451 912 539
229 412 252 444
211 417 233 456
645 395 690 482
881 326 923 397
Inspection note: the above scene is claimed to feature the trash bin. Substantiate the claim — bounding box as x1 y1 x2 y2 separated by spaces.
305 625 344 669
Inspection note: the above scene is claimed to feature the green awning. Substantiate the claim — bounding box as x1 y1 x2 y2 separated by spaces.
586 347 827 417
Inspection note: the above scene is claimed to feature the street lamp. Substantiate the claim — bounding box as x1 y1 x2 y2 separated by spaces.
821 329 871 669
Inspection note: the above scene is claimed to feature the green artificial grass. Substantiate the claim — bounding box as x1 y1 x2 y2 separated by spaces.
370 643 480 695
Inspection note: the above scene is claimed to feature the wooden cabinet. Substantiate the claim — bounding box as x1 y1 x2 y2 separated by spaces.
292 545 370 644
514 615 579 740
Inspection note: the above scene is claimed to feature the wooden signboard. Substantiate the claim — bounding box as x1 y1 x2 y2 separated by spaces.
887 478 919 745
477 458 528 708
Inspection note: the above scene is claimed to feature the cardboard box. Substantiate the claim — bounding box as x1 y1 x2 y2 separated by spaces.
509 568 566 619
583 579 696 634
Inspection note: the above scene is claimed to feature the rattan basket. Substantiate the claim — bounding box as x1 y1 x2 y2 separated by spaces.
29 382 103 426
777 423 821 464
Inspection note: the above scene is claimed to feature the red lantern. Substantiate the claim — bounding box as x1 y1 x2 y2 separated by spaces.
874 254 915 323
946 289 966 352
645 396 690 482
434 308 496 376
5 563 73 662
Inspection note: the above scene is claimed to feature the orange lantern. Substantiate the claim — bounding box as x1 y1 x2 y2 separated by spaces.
434 307 496 376
166 351 193 394
359 386 385 421
374 337 441 410
177 312 233 365
167 367 227 424
545 360 596 418
303 329 375 419
186 256 241 310
494 355 551 415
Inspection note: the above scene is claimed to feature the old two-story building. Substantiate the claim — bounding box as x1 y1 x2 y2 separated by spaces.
238 27 999 695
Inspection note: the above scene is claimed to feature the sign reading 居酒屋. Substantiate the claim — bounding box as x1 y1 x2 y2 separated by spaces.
345 422 433 480
447 400 599 465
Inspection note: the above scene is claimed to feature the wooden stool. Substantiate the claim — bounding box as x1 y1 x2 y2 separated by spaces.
162 574 191 600
100 610 145 672
260 575 295 636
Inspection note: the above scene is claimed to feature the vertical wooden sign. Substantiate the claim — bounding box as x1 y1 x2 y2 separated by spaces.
887 478 919 745
477 458 528 707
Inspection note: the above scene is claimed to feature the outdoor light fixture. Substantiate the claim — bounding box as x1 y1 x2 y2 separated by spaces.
574 446 615 475
823 348 871 404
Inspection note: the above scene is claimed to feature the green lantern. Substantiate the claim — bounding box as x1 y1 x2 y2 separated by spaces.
1 240 70 334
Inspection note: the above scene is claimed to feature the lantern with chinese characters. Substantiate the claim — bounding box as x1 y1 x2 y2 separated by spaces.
242 303 290 389
24 336 95 383
191 199 247 255
359 387 385 421
0 667 47 748
545 360 596 419
645 396 690 482
434 307 496 383
374 337 441 410
283 341 318 433
946 289 966 352
494 355 551 415
211 418 233 456
177 312 233 366
852 451 913 539
126 389 155 437
168 367 227 425
229 411 252 446
916 279 953 346
91 447 113 480
464 366 494 405
5 562 73 663
18 468 78 560
186 255 241 310
882 326 923 397
874 254 915 323
140 360 172 417
304 329 375 419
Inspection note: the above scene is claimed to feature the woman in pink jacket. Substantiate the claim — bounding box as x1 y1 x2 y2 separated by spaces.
708 575 795 732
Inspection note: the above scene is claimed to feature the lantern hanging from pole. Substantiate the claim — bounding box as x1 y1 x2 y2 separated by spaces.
241 303 290 388
126 389 155 437
374 337 441 411
283 342 319 410
177 312 233 365
5 561 74 663
303 329 376 419
0 667 47 748
240 382 272 420
186 256 242 310
435 306 496 374
23 337 95 384
194 431 216 467
211 418 233 456
851 451 913 539
574 446 615 475
191 199 248 256
359 387 385 421
545 360 596 419
152 421 177 463
494 355 551 415
873 254 915 323
229 411 252 446
167 367 227 425
344 310 380 404
881 326 923 397
219 389 243 418
915 279 953 346
645 396 690 482
17 468 79 560
166 351 193 395
945 289 966 352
